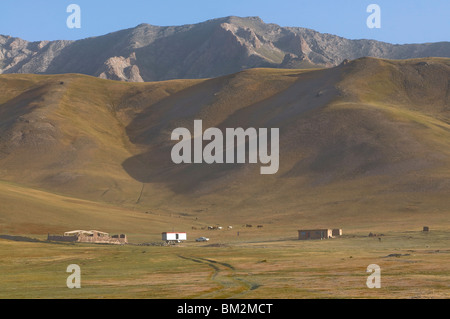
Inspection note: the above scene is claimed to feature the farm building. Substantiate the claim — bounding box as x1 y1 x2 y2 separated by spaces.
47 230 127 244
298 229 332 240
298 228 342 240
162 232 187 243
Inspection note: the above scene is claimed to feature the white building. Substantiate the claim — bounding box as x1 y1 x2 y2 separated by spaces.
162 232 187 242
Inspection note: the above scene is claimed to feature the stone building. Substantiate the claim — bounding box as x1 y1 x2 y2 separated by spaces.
48 230 127 244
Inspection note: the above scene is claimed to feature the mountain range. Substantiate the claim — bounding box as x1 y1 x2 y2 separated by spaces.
1 16 449 301
1 16 449 82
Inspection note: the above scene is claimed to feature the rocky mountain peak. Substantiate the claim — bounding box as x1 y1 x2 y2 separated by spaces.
1 16 449 81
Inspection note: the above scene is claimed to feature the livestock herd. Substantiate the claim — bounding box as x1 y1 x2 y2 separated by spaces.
191 225 264 230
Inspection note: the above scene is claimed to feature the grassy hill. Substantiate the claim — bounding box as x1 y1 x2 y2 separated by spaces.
0 57 449 236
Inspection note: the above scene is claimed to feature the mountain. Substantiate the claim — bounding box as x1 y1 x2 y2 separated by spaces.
1 16 450 82
0 57 449 230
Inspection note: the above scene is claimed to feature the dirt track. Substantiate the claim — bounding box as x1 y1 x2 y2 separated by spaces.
178 255 260 299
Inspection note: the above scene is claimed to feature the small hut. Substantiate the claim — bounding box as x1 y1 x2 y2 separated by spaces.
298 229 333 240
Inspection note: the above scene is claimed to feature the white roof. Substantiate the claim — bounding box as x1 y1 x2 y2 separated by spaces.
64 230 109 236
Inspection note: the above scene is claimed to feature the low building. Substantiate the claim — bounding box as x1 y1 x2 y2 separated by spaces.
162 232 187 242
298 229 333 240
48 230 127 244
298 228 343 240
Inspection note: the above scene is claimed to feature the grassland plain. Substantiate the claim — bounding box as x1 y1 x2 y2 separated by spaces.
0 57 449 299
0 178 448 299
0 228 449 299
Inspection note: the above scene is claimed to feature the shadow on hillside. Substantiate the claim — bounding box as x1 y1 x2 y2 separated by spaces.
121 67 341 194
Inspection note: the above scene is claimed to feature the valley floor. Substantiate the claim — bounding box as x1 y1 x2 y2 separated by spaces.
1 229 449 299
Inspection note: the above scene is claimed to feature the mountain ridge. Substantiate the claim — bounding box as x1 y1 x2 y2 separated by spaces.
1 16 449 82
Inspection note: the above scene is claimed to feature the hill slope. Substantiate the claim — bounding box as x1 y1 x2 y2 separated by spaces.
1 16 449 82
0 57 449 232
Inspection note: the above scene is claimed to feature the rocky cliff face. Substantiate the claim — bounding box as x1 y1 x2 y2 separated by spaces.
1 16 449 82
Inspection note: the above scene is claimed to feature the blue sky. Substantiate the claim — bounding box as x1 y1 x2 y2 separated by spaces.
0 0 449 44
